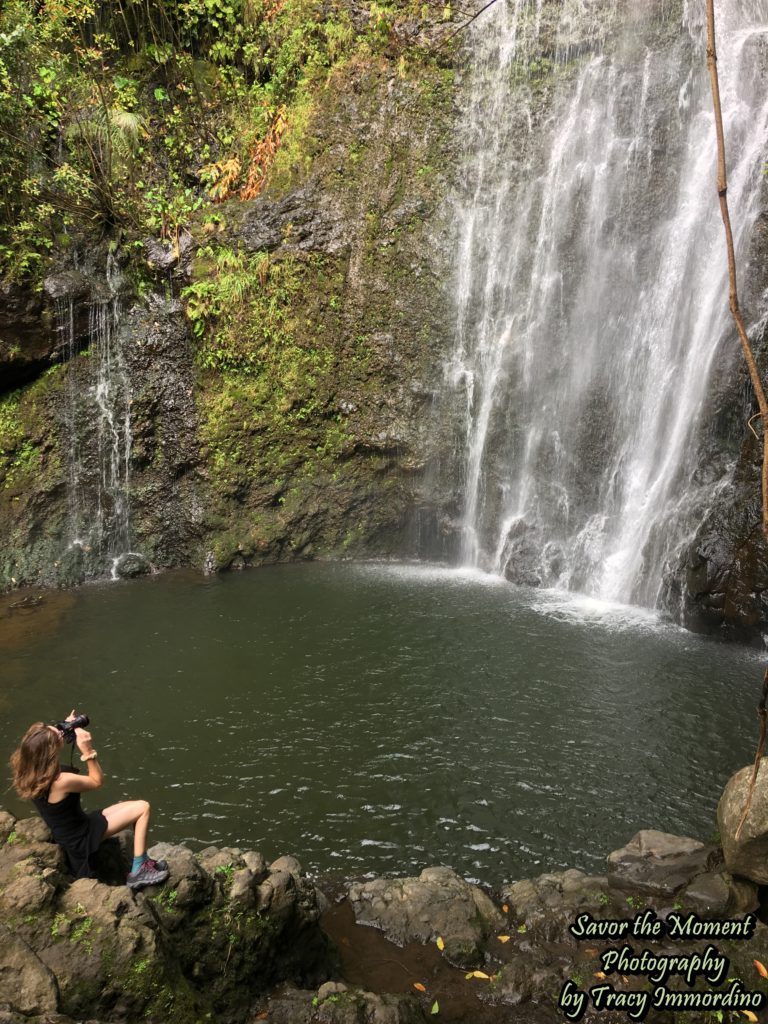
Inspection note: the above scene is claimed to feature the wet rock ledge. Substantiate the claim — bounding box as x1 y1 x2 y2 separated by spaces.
4 763 768 1024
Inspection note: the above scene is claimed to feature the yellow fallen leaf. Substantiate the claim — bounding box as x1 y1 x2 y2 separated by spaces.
742 1012 758 1023
502 904 509 913
754 960 768 979
497 935 511 943
431 1001 439 1015
436 936 445 951
594 972 607 980
413 982 426 993
465 972 474 980
472 970 491 980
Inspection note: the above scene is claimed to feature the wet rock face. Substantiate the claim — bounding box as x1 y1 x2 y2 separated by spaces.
661 435 768 645
0 810 333 1023
0 290 204 589
119 297 204 571
0 277 86 395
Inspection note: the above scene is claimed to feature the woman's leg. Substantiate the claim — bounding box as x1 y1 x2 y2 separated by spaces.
101 800 151 857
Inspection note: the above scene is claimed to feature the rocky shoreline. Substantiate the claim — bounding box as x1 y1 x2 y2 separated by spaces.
3 762 768 1024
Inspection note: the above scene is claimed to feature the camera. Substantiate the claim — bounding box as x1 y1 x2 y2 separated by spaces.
54 714 90 744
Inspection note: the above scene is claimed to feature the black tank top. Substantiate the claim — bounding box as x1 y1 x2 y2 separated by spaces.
32 768 106 878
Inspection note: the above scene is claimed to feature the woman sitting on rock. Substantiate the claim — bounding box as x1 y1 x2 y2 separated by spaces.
10 713 169 891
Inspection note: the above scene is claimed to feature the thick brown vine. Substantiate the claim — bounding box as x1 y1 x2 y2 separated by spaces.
706 0 768 840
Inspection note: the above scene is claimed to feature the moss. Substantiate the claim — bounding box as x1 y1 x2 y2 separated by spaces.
188 247 353 500
119 951 202 1024
0 393 41 490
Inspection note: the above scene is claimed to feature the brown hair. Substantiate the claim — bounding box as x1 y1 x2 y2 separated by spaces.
9 722 62 800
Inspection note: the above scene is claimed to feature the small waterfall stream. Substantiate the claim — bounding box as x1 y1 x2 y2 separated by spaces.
447 0 768 606
54 256 136 577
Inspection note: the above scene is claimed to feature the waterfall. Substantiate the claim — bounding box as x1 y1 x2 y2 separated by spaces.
54 255 136 576
91 254 132 564
447 0 768 606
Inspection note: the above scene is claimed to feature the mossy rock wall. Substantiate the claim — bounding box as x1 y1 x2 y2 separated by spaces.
0 20 458 586
193 55 458 571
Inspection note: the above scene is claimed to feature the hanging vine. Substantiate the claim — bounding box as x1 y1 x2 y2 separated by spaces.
705 0 768 838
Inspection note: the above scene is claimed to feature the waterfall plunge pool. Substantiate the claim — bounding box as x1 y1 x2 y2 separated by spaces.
0 562 760 886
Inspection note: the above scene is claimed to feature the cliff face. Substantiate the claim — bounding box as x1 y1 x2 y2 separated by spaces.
0 1 457 587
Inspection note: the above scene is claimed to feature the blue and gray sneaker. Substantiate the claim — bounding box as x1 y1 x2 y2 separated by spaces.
126 857 170 890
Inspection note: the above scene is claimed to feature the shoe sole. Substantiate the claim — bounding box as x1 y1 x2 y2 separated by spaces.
127 871 169 890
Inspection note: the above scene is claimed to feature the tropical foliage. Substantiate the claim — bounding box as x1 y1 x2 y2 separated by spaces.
0 0 427 280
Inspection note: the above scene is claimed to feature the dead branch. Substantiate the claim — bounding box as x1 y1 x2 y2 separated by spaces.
437 0 502 48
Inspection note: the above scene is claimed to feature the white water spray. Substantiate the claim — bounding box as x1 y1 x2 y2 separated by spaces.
449 0 768 606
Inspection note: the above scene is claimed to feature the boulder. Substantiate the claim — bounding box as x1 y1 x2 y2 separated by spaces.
267 983 430 1024
0 926 58 1015
606 830 719 895
347 866 503 968
493 951 573 1006
0 810 17 844
148 842 214 909
718 760 768 883
679 870 758 917
112 552 152 579
500 869 626 943
13 818 52 844
243 849 269 881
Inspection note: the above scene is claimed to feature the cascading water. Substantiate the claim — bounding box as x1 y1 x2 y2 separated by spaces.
54 255 136 576
91 254 133 566
447 0 768 607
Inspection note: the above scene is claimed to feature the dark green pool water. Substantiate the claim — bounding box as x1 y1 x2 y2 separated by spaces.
0 563 761 886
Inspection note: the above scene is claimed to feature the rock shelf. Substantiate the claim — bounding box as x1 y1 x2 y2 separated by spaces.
2 795 768 1024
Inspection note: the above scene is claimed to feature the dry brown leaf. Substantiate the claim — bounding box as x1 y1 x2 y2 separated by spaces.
754 960 768 979
413 983 427 993
594 972 607 980
742 1012 758 1023
502 904 509 913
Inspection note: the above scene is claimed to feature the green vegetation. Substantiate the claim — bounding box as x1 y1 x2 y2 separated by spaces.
188 243 351 503
51 911 69 937
0 393 41 489
0 0 442 283
152 886 180 910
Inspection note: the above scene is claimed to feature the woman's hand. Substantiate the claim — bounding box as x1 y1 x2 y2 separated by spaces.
65 709 77 722
75 727 93 753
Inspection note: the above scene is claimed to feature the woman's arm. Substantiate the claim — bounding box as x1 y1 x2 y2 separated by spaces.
51 726 105 795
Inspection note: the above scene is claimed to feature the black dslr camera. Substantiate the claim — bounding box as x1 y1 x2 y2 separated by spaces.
54 714 90 744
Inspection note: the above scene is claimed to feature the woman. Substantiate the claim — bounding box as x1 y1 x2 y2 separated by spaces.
10 712 169 890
